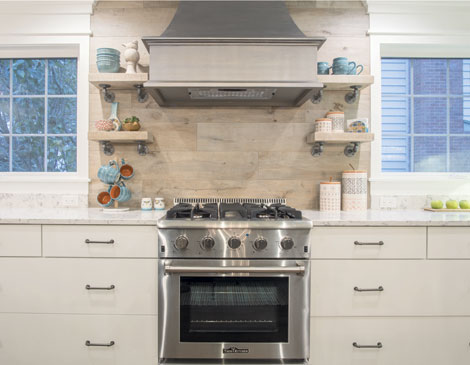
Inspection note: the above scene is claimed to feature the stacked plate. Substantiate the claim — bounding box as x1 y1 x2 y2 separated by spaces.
97 48 120 73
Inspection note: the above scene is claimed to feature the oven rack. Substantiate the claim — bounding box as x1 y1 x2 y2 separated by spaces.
174 197 287 205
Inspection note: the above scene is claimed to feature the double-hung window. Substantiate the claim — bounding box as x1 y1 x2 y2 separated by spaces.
0 58 77 172
381 58 470 173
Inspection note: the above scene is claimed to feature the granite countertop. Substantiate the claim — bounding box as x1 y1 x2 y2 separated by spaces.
0 208 469 226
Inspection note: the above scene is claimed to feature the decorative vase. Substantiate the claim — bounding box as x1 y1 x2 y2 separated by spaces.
122 40 140 74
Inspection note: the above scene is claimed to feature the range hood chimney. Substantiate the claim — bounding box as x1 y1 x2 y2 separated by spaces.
142 1 325 107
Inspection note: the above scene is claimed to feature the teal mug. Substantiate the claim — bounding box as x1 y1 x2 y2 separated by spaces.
97 190 113 207
97 160 119 184
317 62 331 75
349 64 364 75
110 181 131 203
332 57 356 75
120 158 134 180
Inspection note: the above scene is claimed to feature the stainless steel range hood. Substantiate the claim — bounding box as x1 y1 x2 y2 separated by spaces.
142 1 325 107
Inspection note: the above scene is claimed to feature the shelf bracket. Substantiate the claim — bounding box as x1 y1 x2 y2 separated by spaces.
98 84 115 103
135 84 148 103
137 141 149 156
344 142 360 157
311 86 326 104
101 141 115 156
311 142 324 157
345 85 360 104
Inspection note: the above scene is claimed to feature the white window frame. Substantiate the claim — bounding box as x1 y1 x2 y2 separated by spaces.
0 37 89 194
370 35 470 197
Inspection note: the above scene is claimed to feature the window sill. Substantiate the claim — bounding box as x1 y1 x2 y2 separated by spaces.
370 174 470 196
0 175 90 194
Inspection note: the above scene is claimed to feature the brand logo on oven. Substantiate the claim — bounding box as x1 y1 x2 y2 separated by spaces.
223 347 249 354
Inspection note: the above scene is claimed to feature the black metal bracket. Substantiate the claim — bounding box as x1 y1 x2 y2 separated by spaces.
135 84 148 103
344 142 360 157
98 84 115 103
345 85 361 104
311 86 326 104
101 141 115 156
311 142 324 157
100 140 149 156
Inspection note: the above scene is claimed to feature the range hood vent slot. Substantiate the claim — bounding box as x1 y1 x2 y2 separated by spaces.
188 88 277 100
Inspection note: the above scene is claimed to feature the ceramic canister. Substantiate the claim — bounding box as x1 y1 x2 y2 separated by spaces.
154 197 165 210
342 170 367 211
320 181 341 212
141 198 152 211
315 118 332 133
326 111 345 133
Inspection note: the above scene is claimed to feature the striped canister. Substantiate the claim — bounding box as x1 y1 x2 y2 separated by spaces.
320 181 341 212
342 170 367 211
326 111 345 133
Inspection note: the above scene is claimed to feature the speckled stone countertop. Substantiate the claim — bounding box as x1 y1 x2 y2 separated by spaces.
0 208 469 226
303 210 470 226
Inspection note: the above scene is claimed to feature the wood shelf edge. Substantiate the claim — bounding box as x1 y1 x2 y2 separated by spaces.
306 132 375 144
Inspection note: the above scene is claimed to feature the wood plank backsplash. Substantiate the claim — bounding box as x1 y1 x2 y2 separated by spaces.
88 1 370 209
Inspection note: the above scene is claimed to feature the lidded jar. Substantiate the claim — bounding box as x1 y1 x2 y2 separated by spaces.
326 111 345 133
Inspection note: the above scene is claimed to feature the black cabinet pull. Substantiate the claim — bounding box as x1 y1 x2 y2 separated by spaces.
85 285 115 290
85 340 115 347
354 240 384 246
353 342 382 349
354 286 384 292
85 239 114 244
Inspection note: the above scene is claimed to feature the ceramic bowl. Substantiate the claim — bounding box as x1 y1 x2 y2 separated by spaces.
95 119 114 131
97 48 120 56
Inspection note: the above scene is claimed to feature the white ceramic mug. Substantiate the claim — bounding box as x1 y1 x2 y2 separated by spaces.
154 197 165 210
141 197 152 211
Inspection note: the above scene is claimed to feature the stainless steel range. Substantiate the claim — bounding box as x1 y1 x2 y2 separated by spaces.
157 198 312 365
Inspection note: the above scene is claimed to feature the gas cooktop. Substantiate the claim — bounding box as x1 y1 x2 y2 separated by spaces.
166 202 302 221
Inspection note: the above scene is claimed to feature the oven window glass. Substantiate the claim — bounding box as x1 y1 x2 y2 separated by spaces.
180 277 288 343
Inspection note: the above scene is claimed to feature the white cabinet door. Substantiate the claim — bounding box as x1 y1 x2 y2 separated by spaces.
0 313 157 365
0 258 157 315
0 225 41 257
43 225 158 258
310 317 470 365
311 260 470 316
310 227 426 259
428 227 470 259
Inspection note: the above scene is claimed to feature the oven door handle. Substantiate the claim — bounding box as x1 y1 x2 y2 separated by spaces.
164 264 306 276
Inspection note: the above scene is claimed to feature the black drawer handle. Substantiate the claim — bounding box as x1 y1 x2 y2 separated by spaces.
353 342 382 349
85 239 115 244
354 240 384 246
86 285 115 290
354 286 384 292
85 340 115 347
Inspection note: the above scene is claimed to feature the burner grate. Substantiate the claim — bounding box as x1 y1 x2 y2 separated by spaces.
174 198 286 205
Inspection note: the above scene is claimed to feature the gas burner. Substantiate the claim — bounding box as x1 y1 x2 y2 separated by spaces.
245 203 302 220
167 203 218 220
219 203 247 220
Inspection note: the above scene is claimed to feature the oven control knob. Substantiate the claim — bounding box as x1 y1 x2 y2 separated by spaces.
174 235 189 250
280 237 294 250
201 236 215 250
253 237 268 251
228 236 242 249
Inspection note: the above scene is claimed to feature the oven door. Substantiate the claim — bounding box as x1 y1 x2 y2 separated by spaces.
158 259 310 361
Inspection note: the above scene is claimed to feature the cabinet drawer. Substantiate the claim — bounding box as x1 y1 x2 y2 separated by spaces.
311 260 470 316
310 227 426 259
0 313 157 365
310 317 470 365
43 225 158 258
0 258 157 314
0 225 41 257
428 227 470 259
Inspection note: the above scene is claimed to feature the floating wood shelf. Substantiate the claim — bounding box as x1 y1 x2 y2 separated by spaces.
307 132 375 157
317 75 374 91
89 73 149 103
312 75 374 104
88 131 153 156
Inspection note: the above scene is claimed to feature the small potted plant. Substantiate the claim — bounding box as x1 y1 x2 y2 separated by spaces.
122 116 141 131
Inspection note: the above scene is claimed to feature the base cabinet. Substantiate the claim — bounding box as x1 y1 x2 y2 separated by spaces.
0 314 157 365
310 317 470 365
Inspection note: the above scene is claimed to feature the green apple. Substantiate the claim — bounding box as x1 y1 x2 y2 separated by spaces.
431 200 443 209
460 200 470 209
446 200 459 209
